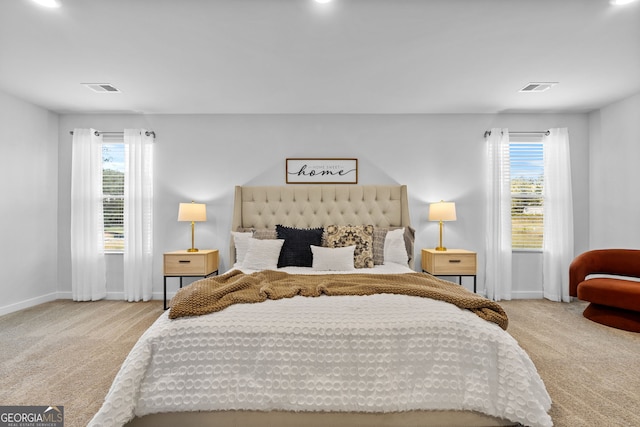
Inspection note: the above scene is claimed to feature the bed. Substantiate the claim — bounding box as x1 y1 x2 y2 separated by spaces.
89 185 552 427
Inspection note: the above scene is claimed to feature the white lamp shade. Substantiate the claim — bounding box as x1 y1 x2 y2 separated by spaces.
178 202 207 222
428 201 457 222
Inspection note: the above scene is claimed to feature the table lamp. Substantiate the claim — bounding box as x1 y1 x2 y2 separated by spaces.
178 201 207 252
428 201 457 251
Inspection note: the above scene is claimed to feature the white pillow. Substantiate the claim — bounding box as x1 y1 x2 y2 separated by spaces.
231 231 253 264
311 245 356 271
242 238 284 270
384 228 408 266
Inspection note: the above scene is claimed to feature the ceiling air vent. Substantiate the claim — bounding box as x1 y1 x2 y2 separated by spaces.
519 82 558 93
82 83 121 93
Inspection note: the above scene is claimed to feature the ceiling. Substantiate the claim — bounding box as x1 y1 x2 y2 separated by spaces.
1 0 639 114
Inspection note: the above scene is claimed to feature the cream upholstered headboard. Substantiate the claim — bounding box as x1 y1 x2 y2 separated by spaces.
230 185 413 268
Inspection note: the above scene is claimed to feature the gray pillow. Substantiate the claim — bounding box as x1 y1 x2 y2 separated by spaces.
236 227 277 240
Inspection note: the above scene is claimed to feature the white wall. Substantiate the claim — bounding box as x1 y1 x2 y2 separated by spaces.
0 90 58 315
57 113 589 301
589 92 640 249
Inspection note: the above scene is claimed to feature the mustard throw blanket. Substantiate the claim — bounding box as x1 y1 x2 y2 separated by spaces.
169 270 508 330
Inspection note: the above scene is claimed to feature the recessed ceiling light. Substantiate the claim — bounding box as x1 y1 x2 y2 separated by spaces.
31 0 61 8
519 82 558 93
82 83 121 93
314 0 332 3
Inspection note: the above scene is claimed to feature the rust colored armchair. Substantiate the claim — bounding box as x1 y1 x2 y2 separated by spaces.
569 249 640 332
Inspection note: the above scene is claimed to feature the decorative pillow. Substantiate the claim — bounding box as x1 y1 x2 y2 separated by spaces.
311 245 356 271
276 225 324 268
372 226 416 265
324 224 374 268
372 228 388 265
242 238 284 270
236 227 278 240
231 231 253 264
401 226 416 265
253 228 277 240
384 228 408 266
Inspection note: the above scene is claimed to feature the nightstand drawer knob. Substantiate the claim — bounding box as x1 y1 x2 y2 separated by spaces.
178 260 191 263
449 259 461 263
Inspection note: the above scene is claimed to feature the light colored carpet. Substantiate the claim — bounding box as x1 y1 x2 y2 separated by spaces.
501 299 640 427
0 300 162 427
0 298 639 427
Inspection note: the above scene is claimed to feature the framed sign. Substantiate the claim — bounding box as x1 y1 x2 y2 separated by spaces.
286 158 358 184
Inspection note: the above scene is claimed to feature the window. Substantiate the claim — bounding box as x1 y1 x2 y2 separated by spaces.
510 142 544 249
102 143 125 251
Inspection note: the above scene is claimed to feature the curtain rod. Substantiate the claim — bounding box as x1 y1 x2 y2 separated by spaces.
69 130 156 138
483 130 550 138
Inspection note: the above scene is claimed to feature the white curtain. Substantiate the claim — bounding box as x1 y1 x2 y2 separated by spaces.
71 128 107 301
485 128 512 301
542 128 574 302
123 129 154 302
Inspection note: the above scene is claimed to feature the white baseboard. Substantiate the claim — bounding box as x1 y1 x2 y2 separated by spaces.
57 292 141 301
106 292 125 300
511 290 545 299
56 291 165 301
154 291 176 300
473 289 544 300
106 292 170 301
0 293 59 317
56 291 72 300
72 292 166 302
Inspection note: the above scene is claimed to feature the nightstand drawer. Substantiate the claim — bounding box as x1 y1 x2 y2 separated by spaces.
163 250 218 276
164 255 205 275
431 253 476 275
422 249 477 275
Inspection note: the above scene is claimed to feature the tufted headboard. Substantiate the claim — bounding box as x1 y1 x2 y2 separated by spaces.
230 185 413 268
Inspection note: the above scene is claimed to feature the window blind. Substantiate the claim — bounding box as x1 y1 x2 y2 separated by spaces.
510 142 544 249
102 143 125 251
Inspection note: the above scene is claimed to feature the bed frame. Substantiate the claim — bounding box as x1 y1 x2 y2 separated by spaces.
126 185 515 427
230 184 414 268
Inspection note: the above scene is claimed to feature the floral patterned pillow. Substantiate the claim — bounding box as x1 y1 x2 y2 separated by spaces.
324 224 374 268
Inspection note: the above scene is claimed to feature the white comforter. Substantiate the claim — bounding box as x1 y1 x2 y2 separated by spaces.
89 266 552 427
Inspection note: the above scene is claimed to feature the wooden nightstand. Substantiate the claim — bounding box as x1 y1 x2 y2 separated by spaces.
163 249 219 310
421 249 477 293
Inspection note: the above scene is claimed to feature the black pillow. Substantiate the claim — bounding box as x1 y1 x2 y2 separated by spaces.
276 225 324 268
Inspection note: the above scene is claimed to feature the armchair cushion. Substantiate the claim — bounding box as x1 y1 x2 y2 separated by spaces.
577 277 640 312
